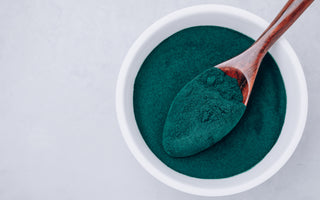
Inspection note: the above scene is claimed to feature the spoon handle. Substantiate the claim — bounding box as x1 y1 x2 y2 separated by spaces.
253 0 314 58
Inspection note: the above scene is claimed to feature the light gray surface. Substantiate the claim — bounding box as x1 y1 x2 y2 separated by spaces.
0 0 319 199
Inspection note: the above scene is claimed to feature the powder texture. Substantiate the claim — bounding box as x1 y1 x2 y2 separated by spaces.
133 26 286 179
163 68 246 157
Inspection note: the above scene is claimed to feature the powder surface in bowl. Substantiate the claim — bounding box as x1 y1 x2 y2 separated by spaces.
133 26 287 179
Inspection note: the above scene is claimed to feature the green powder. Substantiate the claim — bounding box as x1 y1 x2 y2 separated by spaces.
163 68 246 157
133 26 286 179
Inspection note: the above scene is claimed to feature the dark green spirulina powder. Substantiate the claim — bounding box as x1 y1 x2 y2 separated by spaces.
163 67 246 157
133 26 286 179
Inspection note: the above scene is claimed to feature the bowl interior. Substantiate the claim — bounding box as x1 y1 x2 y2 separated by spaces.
116 5 308 196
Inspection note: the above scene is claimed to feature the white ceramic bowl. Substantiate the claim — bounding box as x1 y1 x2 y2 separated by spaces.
116 5 308 196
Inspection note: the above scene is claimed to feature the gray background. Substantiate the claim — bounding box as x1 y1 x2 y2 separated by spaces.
0 0 319 199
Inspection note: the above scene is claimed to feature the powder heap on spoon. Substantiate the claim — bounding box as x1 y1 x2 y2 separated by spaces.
163 68 245 157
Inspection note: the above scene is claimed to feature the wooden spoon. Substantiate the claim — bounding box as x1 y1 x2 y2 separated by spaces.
162 0 314 158
217 0 314 105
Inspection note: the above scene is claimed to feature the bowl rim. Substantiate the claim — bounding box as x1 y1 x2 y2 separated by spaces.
116 4 308 196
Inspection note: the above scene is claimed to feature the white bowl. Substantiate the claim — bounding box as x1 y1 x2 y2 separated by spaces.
116 4 308 196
